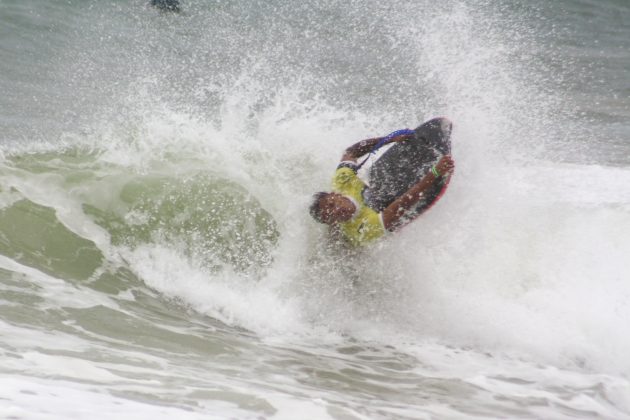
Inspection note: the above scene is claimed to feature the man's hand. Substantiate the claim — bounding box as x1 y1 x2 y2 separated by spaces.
391 132 414 143
435 155 454 177
341 132 415 162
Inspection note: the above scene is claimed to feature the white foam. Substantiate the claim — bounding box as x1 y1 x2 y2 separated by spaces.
0 254 118 310
124 244 307 336
0 376 228 420
3 0 630 417
97 84 630 379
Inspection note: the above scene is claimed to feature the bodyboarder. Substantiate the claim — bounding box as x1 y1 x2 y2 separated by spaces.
309 117 455 247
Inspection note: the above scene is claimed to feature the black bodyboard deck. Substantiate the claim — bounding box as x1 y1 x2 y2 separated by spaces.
367 117 452 218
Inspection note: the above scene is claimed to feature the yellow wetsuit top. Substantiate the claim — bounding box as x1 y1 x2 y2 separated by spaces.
331 162 386 246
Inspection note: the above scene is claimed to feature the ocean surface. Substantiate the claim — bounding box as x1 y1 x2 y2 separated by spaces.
1 0 629 418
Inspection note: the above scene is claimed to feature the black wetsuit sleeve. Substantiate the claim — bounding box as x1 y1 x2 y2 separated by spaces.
337 161 359 172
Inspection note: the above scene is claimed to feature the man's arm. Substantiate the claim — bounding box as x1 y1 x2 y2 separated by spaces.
381 155 454 231
341 132 414 162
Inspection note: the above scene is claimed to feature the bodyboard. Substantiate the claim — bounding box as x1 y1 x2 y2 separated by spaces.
367 117 452 220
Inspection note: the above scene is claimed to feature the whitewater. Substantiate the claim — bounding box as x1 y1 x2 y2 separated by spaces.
1 0 630 418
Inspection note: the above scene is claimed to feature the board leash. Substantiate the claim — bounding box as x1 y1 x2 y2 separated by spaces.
356 128 414 170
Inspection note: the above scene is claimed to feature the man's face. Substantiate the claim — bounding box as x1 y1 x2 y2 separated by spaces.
319 193 355 224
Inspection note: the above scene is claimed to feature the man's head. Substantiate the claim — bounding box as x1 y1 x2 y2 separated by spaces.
309 192 355 225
